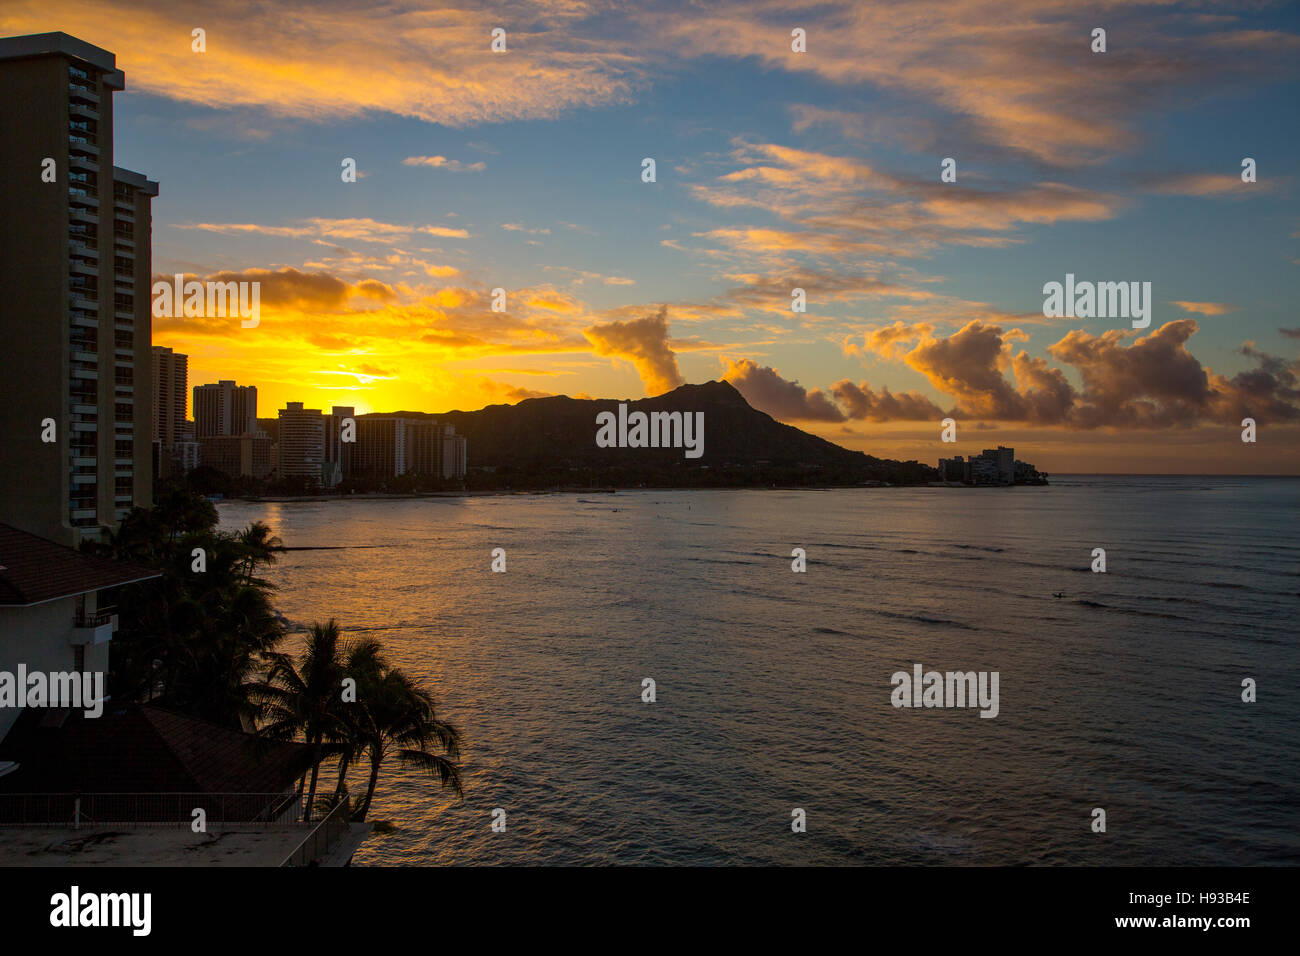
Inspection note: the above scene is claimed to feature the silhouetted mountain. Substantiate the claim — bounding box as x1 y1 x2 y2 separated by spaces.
368 380 935 486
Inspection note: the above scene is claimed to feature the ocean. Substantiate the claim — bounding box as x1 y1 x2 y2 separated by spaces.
216 475 1300 865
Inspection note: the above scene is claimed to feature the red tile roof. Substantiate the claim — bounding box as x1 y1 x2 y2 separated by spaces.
0 523 160 606
0 704 314 797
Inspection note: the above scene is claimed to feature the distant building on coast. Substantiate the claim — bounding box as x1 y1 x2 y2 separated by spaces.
152 346 187 479
194 379 256 438
277 402 326 483
938 446 1043 486
350 417 467 481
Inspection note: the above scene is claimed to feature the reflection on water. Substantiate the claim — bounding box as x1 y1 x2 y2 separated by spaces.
218 477 1300 865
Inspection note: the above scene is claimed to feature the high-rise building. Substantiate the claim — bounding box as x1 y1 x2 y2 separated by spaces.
277 402 325 483
199 433 272 479
405 420 444 477
0 32 158 544
353 417 407 479
353 417 466 481
441 424 467 479
981 446 1015 485
325 405 354 486
152 345 187 445
193 379 256 438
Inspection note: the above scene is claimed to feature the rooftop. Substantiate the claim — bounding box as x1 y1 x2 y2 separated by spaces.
0 822 373 867
0 523 161 607
0 704 313 796
0 32 123 88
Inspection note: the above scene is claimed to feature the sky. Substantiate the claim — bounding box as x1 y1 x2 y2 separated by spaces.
8 0 1300 473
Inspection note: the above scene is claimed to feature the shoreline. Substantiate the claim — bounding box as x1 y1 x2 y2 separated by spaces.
219 481 1051 504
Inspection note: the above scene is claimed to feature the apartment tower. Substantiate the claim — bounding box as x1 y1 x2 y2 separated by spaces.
0 32 158 544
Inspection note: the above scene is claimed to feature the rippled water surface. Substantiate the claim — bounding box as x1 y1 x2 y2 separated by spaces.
218 476 1300 865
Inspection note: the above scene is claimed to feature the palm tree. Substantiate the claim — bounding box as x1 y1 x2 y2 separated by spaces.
331 637 387 801
236 521 282 585
257 620 350 820
349 663 463 822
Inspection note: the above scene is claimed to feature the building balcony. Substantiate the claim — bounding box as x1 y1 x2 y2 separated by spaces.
70 259 98 277
69 240 99 258
68 82 100 103
69 207 99 226
72 607 117 645
68 152 97 172
69 101 98 121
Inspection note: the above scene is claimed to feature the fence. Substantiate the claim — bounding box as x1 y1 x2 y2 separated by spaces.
0 792 304 827
281 795 352 867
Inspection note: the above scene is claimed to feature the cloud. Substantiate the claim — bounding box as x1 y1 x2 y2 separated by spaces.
481 380 553 403
2 0 641 127
644 1 1299 168
830 380 945 421
583 306 685 396
152 267 393 318
1147 173 1253 197
1172 301 1235 316
721 358 844 422
846 320 934 361
687 142 1122 271
850 318 1300 429
179 217 469 244
403 156 486 173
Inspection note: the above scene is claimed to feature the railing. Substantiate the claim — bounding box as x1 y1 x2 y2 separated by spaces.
73 606 115 628
281 794 352 867
0 792 304 828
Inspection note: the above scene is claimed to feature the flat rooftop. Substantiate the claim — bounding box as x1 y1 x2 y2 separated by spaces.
0 823 372 867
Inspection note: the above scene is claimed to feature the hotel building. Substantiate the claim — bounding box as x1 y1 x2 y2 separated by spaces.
0 32 157 545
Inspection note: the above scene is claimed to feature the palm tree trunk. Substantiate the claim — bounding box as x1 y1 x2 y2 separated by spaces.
333 751 351 797
304 736 323 821
356 747 383 822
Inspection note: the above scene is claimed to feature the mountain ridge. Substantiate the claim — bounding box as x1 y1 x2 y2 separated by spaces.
362 379 935 485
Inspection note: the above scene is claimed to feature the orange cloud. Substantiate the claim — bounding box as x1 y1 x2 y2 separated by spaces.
584 307 684 396
1 0 641 126
1172 301 1236 315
